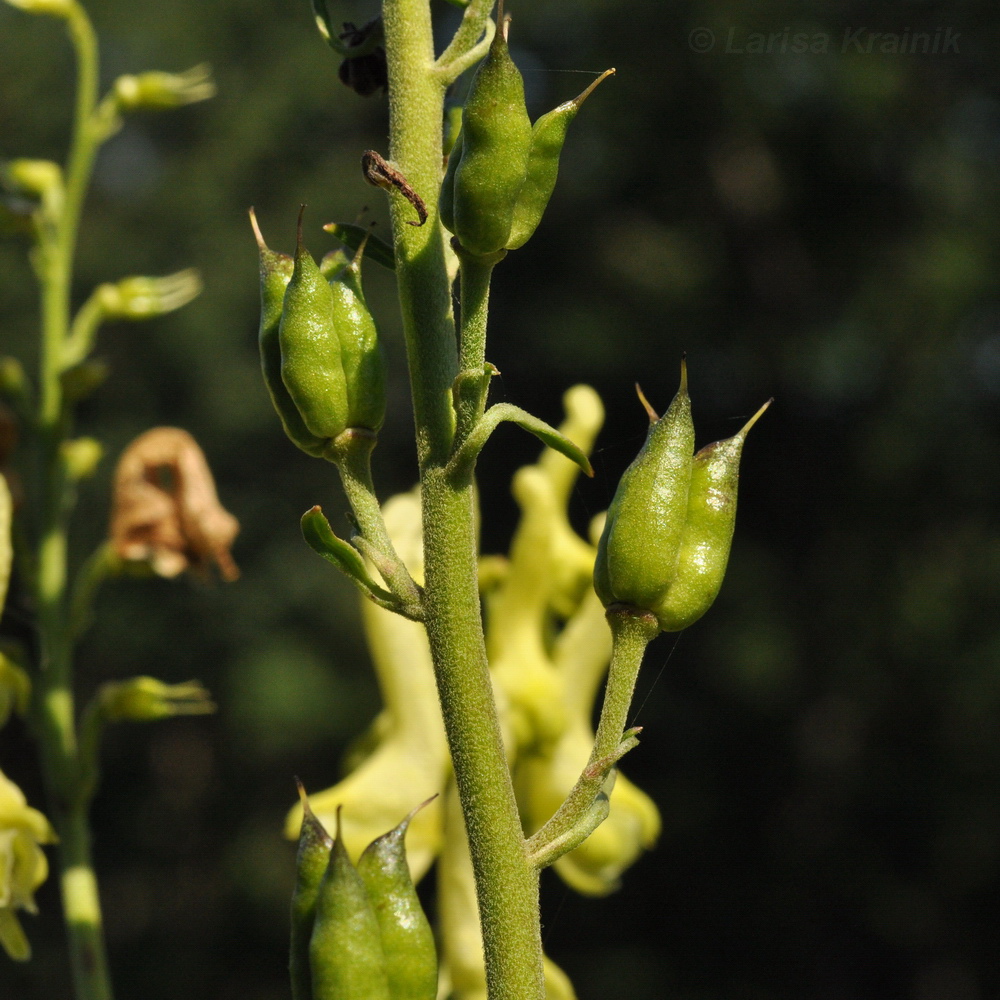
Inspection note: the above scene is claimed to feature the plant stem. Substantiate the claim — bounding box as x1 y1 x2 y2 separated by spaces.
453 248 504 447
591 607 660 766
32 5 115 999
381 2 545 997
526 605 658 867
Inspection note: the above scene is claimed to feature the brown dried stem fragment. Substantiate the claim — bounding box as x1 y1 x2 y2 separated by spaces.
361 149 428 226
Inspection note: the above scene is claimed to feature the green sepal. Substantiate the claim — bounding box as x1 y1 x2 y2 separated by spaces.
328 252 386 432
291 781 334 1000
301 506 396 603
356 799 439 1000
506 68 615 250
443 104 463 159
652 398 771 631
250 208 328 458
448 402 594 484
323 222 395 271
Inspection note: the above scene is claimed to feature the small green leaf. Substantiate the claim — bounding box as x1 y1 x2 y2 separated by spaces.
448 402 595 484
301 506 395 601
322 222 395 270
311 0 349 52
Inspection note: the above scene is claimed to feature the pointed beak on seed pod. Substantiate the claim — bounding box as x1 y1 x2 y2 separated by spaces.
594 361 769 632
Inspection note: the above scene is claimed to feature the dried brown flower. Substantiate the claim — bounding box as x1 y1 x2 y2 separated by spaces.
109 427 239 582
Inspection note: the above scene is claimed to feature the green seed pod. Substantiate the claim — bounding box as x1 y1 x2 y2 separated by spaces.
279 208 349 442
594 364 694 619
356 799 438 1000
290 781 333 1000
250 208 327 458
329 248 386 432
310 808 392 1000
595 362 769 632
444 4 533 255
653 399 770 631
505 68 615 251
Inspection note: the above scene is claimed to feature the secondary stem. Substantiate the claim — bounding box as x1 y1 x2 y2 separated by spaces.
32 6 115 1000
381 2 545 997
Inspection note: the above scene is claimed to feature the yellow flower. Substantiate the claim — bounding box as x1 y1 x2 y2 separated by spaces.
0 768 56 961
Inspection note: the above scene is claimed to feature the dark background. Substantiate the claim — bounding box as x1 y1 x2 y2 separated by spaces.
2 1 999 998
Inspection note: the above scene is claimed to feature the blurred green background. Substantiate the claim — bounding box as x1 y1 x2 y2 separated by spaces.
2 0 999 997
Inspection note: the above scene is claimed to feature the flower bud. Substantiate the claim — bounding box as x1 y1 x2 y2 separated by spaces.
60 437 103 481
1 159 63 219
96 677 214 723
95 269 202 320
594 363 768 631
112 64 215 112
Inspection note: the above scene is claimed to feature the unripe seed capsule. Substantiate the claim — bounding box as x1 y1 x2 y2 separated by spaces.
290 781 333 1000
279 207 349 441
356 799 438 1000
310 808 391 1000
250 209 327 458
446 4 533 254
594 362 768 632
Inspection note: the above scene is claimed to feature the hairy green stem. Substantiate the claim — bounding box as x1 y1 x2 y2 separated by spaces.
453 248 503 447
330 430 421 609
382 1 545 997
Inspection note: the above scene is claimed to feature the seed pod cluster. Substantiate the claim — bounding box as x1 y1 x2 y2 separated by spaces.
594 362 769 632
291 795 437 1000
251 208 386 460
440 3 613 255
